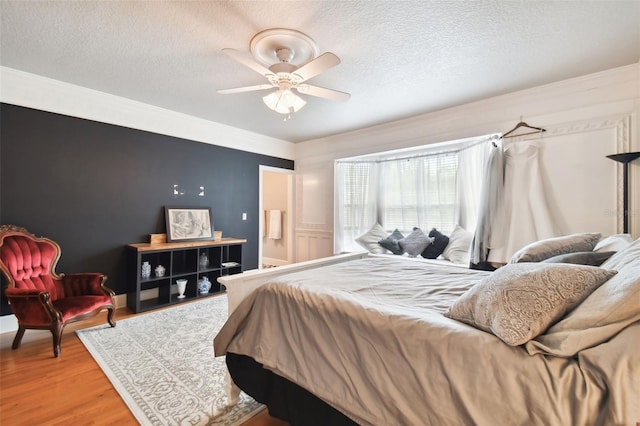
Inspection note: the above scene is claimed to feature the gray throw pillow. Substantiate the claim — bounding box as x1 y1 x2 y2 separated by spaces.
444 263 617 346
541 251 615 266
378 229 405 255
398 228 433 257
509 233 601 263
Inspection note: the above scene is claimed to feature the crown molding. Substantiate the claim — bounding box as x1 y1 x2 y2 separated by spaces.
295 63 640 166
0 66 295 161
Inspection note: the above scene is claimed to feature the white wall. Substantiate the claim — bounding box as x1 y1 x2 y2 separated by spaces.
294 63 640 260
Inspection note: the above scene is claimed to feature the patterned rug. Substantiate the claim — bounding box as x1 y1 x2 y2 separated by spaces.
77 295 264 426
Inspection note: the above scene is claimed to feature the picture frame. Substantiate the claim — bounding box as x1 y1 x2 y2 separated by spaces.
165 206 214 242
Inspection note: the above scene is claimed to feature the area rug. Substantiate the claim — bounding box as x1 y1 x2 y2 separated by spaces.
76 295 264 426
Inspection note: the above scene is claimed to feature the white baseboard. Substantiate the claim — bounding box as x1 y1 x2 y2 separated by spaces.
0 293 128 335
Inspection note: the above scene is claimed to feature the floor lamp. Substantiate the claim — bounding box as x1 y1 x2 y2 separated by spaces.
606 151 640 233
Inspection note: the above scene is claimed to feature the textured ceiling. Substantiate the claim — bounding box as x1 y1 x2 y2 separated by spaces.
1 1 639 143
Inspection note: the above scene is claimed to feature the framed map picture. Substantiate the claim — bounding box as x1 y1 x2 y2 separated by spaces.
165 206 214 242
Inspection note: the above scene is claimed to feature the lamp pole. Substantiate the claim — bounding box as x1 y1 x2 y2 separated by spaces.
606 152 640 233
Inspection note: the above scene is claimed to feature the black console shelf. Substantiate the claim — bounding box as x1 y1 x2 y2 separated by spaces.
126 238 246 313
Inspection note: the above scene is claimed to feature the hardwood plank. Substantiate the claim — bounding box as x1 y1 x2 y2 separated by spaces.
0 308 287 426
242 409 288 426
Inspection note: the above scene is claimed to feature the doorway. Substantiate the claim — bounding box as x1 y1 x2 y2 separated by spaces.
259 166 294 269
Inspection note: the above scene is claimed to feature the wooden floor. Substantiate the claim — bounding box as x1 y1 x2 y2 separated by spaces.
0 306 287 426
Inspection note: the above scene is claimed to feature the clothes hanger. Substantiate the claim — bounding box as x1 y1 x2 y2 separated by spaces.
502 117 546 139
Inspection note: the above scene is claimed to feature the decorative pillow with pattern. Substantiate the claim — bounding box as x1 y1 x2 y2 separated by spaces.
378 229 405 255
509 233 601 263
444 263 617 346
398 228 433 257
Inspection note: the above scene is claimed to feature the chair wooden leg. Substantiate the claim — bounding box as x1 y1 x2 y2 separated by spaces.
12 326 26 349
52 323 64 358
107 307 116 328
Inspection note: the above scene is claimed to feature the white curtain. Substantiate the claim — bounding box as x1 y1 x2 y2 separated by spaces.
456 138 496 232
334 161 378 253
470 140 505 265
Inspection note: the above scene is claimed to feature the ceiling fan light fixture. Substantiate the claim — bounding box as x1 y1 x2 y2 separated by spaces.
262 89 306 115
219 28 349 118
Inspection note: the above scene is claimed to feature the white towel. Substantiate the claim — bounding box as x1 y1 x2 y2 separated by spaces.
268 210 282 240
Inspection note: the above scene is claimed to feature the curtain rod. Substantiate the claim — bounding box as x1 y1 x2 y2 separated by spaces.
336 134 499 164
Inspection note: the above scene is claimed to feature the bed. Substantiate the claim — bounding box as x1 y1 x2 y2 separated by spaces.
214 235 640 425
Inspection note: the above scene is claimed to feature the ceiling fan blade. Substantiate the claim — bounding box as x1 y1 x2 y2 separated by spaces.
217 84 274 94
221 48 274 77
293 52 341 82
297 84 350 101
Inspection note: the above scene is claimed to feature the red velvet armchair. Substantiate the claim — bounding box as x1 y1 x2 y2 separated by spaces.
0 225 115 357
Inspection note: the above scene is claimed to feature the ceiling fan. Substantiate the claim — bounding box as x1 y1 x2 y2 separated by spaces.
217 29 350 118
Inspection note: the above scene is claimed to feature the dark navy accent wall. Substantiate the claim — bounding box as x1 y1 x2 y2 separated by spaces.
0 103 294 315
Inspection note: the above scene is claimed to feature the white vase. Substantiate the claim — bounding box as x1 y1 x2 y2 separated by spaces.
176 279 187 299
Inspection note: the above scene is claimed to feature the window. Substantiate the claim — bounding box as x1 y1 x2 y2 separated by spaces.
334 135 497 253
379 153 458 234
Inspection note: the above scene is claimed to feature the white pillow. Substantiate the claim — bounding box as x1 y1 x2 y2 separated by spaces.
443 225 473 265
593 234 633 252
600 237 640 271
355 223 389 254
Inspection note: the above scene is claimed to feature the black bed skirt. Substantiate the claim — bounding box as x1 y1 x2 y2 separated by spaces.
226 353 357 426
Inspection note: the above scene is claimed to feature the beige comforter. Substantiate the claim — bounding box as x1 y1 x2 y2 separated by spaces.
214 256 639 425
